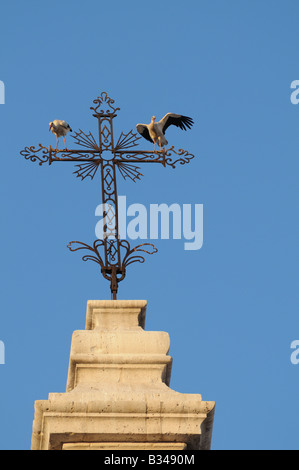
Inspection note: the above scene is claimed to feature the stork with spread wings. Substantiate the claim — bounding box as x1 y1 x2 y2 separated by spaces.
136 113 194 152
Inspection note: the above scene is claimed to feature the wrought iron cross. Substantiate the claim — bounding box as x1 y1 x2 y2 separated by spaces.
21 92 195 299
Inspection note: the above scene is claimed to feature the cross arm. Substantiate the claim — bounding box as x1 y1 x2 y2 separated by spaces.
113 128 196 169
20 144 101 164
114 145 195 168
20 129 103 165
20 143 104 182
115 149 166 165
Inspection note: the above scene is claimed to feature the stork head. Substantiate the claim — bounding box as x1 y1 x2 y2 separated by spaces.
151 116 156 122
49 122 53 131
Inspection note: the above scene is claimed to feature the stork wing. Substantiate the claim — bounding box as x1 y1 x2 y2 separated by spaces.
60 120 71 130
159 113 194 134
136 124 154 143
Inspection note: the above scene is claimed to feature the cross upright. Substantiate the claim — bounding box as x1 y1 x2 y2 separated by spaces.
21 91 195 299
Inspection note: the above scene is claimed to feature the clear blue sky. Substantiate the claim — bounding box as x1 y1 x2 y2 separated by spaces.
0 0 298 450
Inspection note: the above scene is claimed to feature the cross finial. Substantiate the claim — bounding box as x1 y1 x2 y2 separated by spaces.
20 92 195 299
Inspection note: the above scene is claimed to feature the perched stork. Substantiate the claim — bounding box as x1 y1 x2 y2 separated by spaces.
49 120 72 150
136 113 194 152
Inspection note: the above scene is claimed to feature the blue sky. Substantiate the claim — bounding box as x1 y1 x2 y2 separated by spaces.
0 0 298 450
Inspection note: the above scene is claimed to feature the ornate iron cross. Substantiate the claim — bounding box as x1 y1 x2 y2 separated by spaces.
21 92 195 299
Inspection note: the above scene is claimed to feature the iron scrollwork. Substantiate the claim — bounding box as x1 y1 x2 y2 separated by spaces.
91 91 120 117
164 146 195 168
20 144 50 166
67 239 158 296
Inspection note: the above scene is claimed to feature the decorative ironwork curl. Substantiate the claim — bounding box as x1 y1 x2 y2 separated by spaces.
67 238 158 295
20 144 50 166
91 91 120 116
120 240 158 268
67 240 105 268
164 146 195 168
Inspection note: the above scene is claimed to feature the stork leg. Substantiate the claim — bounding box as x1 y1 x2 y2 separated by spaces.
63 136 67 150
56 136 59 150
158 137 162 152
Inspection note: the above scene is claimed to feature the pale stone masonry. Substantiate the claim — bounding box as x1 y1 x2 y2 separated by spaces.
31 300 215 450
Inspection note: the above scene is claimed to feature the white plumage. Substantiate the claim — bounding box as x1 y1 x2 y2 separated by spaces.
136 113 194 152
49 120 72 149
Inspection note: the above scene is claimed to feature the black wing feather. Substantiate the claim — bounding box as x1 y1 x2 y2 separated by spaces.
136 124 154 143
162 114 194 134
61 122 72 132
